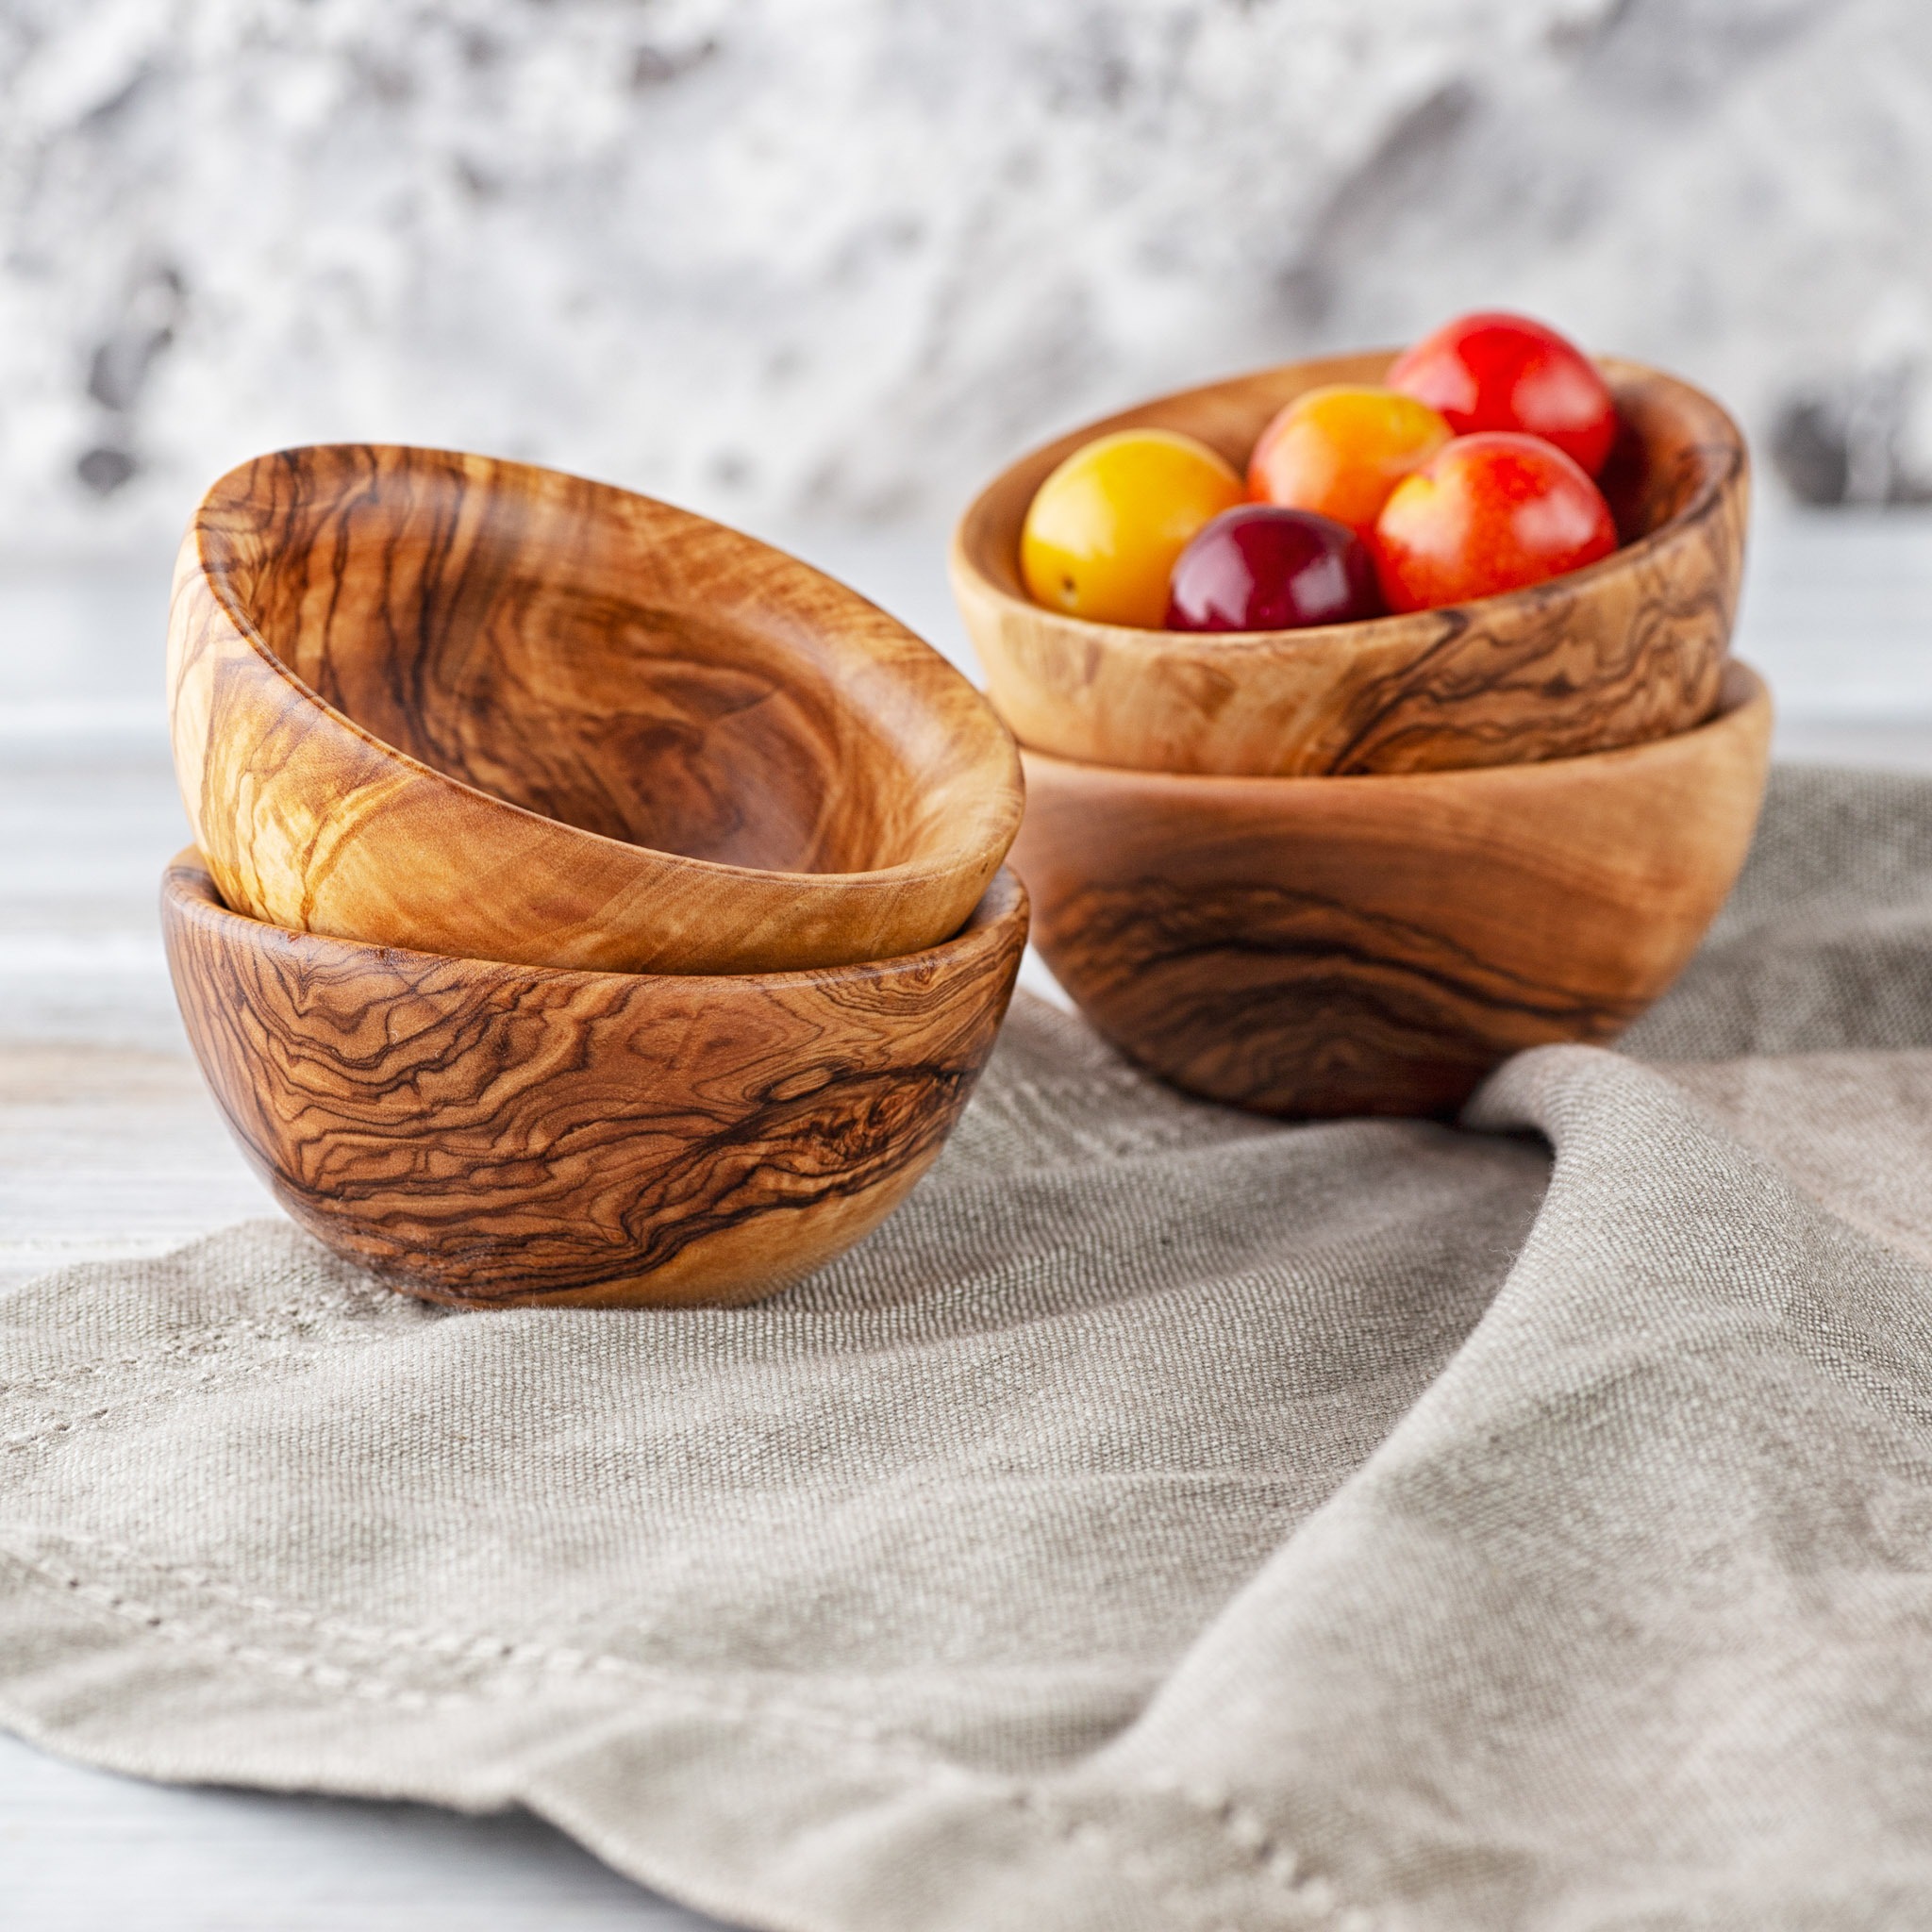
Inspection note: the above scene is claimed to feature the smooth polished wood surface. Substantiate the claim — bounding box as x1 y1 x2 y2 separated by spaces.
160 852 1027 1307
953 352 1747 776
170 445 1023 974
1011 665 1772 1119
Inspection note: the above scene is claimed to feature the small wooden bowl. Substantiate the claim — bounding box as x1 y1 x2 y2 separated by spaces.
1011 663 1771 1119
161 850 1027 1307
952 351 1747 776
171 444 1023 974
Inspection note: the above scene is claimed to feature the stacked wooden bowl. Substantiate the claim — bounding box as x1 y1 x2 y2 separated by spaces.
164 445 1027 1306
952 352 1772 1118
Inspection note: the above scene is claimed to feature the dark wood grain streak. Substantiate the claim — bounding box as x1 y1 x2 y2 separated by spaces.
952 352 1746 778
1011 665 1772 1118
161 852 1027 1307
170 444 1022 974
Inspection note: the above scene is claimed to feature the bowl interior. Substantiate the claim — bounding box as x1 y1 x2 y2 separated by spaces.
961 350 1739 615
199 446 1007 877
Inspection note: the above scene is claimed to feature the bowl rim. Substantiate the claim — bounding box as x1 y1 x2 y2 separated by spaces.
950 350 1746 657
190 442 1023 896
1015 659 1771 793
162 845 1029 988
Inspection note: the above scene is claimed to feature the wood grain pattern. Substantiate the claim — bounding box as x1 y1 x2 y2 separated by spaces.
170 444 1023 974
160 851 1027 1307
1011 664 1772 1118
952 352 1746 776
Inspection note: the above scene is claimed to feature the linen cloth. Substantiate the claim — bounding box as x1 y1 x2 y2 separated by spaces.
7 764 1932 1932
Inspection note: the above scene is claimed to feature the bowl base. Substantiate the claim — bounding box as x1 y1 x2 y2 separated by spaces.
1015 666 1773 1121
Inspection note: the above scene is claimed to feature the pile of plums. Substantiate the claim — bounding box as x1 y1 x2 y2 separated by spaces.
1020 312 1622 633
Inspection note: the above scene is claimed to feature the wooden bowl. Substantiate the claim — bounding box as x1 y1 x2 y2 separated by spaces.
160 850 1027 1307
1011 663 1771 1119
170 444 1023 974
951 351 1747 776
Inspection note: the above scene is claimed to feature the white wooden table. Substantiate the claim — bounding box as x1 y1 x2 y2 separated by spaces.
2 511 1928 1926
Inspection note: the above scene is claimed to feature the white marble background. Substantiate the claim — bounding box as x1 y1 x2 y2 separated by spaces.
3 0 1931 560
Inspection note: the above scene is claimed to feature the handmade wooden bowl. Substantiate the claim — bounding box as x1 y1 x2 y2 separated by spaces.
160 850 1027 1307
952 351 1747 776
170 444 1023 974
1011 663 1771 1119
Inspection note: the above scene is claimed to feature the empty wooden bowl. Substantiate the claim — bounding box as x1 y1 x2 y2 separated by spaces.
170 444 1023 974
1011 663 1771 1119
952 351 1746 776
161 850 1027 1307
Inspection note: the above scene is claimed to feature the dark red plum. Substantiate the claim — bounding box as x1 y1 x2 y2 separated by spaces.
1165 506 1383 633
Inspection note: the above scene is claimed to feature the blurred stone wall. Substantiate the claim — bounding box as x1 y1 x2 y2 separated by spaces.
2 0 1928 555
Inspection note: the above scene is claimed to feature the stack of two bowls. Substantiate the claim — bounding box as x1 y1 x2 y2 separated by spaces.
163 446 1027 1307
953 351 1774 1119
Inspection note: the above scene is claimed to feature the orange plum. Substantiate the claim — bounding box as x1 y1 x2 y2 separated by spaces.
1247 385 1452 540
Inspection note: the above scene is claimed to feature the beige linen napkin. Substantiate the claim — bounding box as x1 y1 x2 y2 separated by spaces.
6 766 1932 1931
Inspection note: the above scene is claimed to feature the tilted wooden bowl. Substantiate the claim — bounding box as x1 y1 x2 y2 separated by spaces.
161 851 1027 1307
952 352 1746 776
1011 663 1771 1119
170 444 1023 974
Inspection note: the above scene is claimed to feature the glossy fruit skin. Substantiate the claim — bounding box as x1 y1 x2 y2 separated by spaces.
1387 312 1619 475
1166 506 1383 633
1022 429 1244 628
1371 432 1618 615
1247 385 1452 538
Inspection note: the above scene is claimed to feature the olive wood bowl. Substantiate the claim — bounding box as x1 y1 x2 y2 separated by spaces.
952 351 1747 776
170 444 1023 974
1011 662 1771 1119
161 849 1028 1307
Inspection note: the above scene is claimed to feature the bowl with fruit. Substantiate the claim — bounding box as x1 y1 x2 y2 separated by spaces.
951 313 1747 777
172 444 1024 976
960 313 1771 1116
